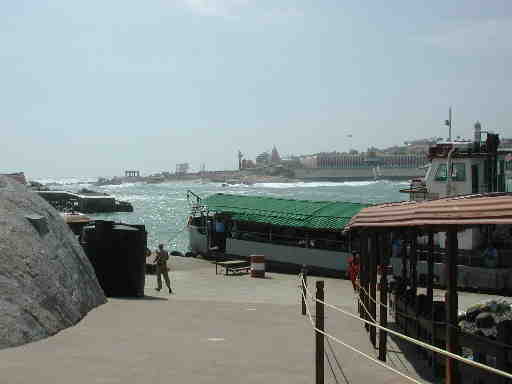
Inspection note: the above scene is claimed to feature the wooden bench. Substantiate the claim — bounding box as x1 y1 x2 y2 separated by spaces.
215 260 250 275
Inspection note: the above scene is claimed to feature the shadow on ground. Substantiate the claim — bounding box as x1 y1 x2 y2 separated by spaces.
386 322 439 383
110 295 169 301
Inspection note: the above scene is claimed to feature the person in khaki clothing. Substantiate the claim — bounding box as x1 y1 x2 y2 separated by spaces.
155 243 172 294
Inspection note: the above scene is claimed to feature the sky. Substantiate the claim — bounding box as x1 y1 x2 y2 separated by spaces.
1 0 511 178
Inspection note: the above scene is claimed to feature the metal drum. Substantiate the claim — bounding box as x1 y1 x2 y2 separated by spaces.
250 255 265 278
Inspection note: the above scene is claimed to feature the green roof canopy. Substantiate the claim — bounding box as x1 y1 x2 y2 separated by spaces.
203 193 368 231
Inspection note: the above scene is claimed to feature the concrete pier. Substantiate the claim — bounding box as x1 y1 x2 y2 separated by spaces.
0 257 503 384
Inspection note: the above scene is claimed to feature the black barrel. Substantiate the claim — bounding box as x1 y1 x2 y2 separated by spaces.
81 220 147 297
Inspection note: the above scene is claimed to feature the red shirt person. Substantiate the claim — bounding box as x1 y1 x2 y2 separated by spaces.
347 253 360 291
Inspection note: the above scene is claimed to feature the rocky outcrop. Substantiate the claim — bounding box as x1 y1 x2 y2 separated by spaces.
459 299 512 340
0 176 106 349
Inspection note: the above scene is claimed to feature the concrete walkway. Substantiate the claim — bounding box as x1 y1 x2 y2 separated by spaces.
0 258 502 384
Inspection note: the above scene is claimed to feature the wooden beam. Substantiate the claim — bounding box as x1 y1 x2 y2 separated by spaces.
378 233 389 362
427 232 435 314
427 231 437 373
410 230 418 298
359 231 368 324
401 232 407 281
445 229 460 384
316 281 325 384
370 232 378 347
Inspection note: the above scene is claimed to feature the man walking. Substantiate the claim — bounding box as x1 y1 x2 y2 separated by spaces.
155 243 172 294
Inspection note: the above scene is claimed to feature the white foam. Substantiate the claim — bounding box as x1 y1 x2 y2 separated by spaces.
253 181 382 189
33 177 98 185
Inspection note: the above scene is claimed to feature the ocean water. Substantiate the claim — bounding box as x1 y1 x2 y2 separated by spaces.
34 178 408 252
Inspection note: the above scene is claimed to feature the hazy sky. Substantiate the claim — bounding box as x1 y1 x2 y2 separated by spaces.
1 1 511 178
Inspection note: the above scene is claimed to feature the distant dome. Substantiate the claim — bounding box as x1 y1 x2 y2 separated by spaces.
0 176 106 349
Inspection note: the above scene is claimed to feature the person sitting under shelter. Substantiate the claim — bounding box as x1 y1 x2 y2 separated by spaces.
483 242 498 268
347 252 360 291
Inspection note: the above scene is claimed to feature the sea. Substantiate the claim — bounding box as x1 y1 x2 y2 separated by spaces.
33 178 408 252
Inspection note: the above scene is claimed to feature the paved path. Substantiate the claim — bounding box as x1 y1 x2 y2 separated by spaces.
0 258 505 384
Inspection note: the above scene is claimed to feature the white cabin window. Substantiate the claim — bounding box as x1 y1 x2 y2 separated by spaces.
435 163 466 182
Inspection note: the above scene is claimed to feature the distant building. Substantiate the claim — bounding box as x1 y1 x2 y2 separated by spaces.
176 163 189 175
1 172 27 185
501 138 512 148
271 146 281 163
256 152 270 165
300 152 428 169
125 170 140 177
300 156 318 168
241 159 256 169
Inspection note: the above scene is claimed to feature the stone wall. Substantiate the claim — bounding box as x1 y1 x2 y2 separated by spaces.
0 176 106 349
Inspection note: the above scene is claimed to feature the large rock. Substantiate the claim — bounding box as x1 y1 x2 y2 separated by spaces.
0 176 106 349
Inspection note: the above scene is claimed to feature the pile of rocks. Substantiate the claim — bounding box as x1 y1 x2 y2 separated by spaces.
459 299 512 341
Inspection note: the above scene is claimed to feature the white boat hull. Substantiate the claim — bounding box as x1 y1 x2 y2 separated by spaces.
188 225 350 275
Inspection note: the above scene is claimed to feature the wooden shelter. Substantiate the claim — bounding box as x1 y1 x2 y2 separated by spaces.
346 193 512 384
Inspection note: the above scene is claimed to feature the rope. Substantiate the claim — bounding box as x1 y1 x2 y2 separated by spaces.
357 282 443 321
300 276 512 381
357 283 417 324
301 289 424 384
357 282 458 332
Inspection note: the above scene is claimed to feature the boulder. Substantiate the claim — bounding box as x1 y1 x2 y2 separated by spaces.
475 312 495 329
0 176 106 349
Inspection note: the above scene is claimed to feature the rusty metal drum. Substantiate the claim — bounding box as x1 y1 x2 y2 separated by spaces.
250 255 265 278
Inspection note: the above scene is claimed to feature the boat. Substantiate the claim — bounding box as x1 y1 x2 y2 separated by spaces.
37 190 134 213
61 212 92 235
393 125 512 291
186 191 367 276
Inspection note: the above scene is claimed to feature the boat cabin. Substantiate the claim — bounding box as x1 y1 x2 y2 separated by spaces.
395 128 512 290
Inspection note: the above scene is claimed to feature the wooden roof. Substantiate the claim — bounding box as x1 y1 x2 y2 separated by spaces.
346 193 512 230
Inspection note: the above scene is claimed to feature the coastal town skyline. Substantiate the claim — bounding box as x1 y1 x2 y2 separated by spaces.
1 1 511 177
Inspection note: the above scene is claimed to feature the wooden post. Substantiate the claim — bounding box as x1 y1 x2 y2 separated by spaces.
401 233 407 281
359 232 368 323
362 232 370 331
301 265 308 316
410 230 418 298
445 229 460 384
427 231 437 373
370 232 378 347
400 233 409 335
316 280 325 384
427 232 435 313
378 233 389 362
409 230 419 341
